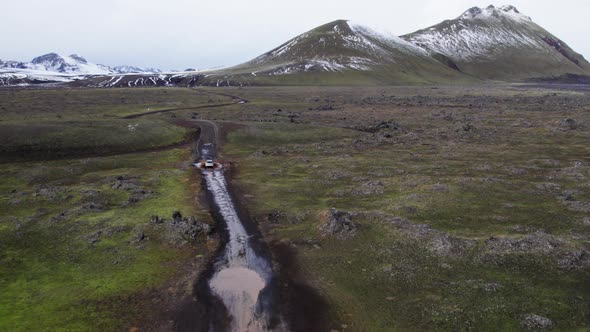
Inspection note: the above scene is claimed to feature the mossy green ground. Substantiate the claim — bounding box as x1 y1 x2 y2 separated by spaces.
0 88 230 121
0 148 203 331
0 88 234 162
0 119 187 161
2 85 590 330
216 85 590 331
0 88 217 331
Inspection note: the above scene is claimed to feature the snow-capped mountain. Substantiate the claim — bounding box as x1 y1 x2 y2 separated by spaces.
245 20 429 72
402 5 590 80
216 19 469 84
202 8 590 85
29 53 112 75
0 53 162 86
4 5 589 87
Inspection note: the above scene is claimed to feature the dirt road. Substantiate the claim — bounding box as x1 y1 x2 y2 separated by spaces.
177 120 285 332
122 89 248 119
192 120 219 160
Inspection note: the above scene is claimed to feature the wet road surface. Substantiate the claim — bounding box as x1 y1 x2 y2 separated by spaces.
194 121 285 332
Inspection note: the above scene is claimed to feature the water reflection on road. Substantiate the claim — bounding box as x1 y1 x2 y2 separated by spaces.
203 169 281 331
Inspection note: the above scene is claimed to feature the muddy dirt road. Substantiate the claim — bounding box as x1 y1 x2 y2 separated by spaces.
117 92 286 331
189 120 286 331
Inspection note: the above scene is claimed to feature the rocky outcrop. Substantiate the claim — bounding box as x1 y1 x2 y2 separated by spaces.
375 212 590 269
557 249 590 270
521 314 553 330
384 216 476 258
151 211 213 246
476 231 590 270
33 186 66 201
111 175 139 190
483 231 564 256
557 118 579 130
352 181 385 196
110 175 154 205
320 208 357 240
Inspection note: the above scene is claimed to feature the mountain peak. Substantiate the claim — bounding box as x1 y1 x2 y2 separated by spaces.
459 4 531 22
31 53 62 64
330 19 349 26
249 18 429 70
403 4 590 81
499 5 520 14
69 54 88 64
31 53 91 67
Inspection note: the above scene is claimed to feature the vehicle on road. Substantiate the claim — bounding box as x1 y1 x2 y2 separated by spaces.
194 159 221 170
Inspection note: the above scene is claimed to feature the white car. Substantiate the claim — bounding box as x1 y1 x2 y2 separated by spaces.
205 159 215 168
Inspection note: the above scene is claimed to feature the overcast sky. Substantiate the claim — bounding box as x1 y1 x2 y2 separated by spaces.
1 0 588 70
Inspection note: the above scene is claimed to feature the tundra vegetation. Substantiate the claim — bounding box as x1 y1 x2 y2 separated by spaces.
0 88 222 330
1 85 590 331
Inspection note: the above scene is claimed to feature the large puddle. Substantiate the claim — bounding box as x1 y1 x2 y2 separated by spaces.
202 169 283 331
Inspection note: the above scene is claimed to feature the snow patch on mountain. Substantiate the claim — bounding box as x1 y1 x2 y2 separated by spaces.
265 56 376 76
347 21 429 57
403 5 550 61
460 5 531 22
268 35 306 58
113 65 161 74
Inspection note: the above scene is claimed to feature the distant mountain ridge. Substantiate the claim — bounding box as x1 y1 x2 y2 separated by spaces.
194 6 589 85
27 53 112 75
2 5 589 87
1 53 162 75
0 53 163 86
